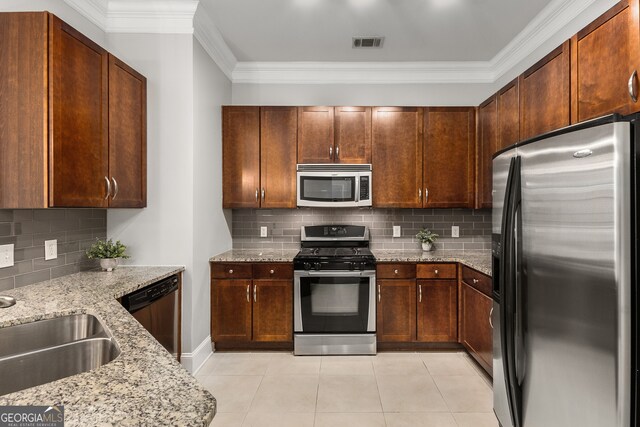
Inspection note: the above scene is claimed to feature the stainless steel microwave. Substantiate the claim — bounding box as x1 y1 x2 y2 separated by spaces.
296 164 372 208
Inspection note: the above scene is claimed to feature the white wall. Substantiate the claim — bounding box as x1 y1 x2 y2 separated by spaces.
192 38 233 358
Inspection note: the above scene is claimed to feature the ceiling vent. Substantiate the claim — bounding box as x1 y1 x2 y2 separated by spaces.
352 36 384 48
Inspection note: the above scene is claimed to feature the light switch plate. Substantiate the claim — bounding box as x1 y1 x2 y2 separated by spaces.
393 226 401 237
260 226 268 238
0 244 14 269
451 226 460 238
45 239 57 260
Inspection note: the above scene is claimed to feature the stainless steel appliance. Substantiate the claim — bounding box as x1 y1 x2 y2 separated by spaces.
296 164 372 208
492 114 638 427
294 225 376 355
121 274 181 361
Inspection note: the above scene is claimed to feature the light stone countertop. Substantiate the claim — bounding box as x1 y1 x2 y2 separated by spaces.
211 249 491 277
0 267 216 427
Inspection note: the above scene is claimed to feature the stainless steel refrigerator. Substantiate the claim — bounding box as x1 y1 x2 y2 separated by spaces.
492 115 638 427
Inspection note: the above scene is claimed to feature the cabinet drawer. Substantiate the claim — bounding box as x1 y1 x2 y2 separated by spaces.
211 263 253 279
416 263 457 279
253 263 293 280
377 263 416 279
461 265 492 297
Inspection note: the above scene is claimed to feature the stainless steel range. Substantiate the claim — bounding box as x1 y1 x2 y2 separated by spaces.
293 225 376 355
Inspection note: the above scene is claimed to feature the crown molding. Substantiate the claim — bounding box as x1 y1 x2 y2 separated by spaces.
64 0 198 34
232 61 494 85
193 5 237 79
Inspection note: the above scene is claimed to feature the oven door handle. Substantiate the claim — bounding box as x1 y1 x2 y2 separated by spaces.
297 271 375 277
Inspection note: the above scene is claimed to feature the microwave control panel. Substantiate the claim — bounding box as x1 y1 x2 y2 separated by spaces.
359 176 370 201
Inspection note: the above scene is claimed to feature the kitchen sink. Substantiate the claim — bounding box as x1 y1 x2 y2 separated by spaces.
0 314 120 396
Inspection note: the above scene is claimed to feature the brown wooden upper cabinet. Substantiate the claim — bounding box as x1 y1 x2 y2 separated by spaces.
423 107 475 208
519 40 571 141
0 12 147 209
297 106 335 163
476 96 497 209
497 78 520 150
223 106 297 209
297 106 372 164
372 107 424 208
571 0 640 123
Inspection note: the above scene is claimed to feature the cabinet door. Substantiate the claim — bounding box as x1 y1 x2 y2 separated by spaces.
49 15 109 207
252 280 293 342
423 107 475 208
0 12 49 208
460 282 493 374
571 0 640 122
260 107 297 208
297 106 335 163
211 279 252 342
108 54 147 208
334 107 371 164
416 280 457 342
519 40 571 140
372 107 423 208
377 279 416 342
223 106 260 208
497 79 520 150
476 97 497 209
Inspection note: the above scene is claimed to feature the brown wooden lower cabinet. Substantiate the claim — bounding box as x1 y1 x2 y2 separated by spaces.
210 262 293 349
459 268 493 375
377 279 417 342
417 280 457 342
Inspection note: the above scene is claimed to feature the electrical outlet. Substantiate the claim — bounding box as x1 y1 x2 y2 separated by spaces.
260 226 268 238
0 244 14 269
393 225 401 237
45 239 57 260
451 226 460 238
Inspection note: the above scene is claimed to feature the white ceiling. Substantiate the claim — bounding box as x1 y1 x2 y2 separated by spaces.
202 0 554 62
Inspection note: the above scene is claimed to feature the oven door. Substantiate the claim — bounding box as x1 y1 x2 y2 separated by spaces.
297 172 370 207
294 270 376 333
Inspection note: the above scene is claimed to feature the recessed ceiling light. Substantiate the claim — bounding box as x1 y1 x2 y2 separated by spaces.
352 37 385 49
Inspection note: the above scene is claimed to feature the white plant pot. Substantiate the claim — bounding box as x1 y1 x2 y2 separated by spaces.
99 258 119 272
421 242 434 252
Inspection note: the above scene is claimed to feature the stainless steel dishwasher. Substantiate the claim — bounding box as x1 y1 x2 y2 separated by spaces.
121 274 181 361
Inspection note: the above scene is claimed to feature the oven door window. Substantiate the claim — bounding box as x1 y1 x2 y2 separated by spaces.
299 276 371 333
299 176 356 202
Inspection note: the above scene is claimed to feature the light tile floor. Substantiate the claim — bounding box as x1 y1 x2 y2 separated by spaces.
195 351 499 427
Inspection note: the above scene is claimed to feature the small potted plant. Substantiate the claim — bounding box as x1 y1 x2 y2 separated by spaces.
416 228 439 252
86 238 130 272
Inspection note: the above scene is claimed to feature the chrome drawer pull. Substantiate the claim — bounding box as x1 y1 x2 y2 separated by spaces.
473 278 479 284
228 269 233 274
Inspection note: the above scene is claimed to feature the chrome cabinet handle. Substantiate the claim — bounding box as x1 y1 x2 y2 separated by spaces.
111 177 119 200
270 269 275 274
489 307 494 329
378 284 381 302
425 188 429 203
336 146 339 159
629 70 638 102
253 285 257 303
261 188 265 200
472 278 479 284
434 269 439 275
228 269 233 274
394 269 399 274
418 188 422 200
104 176 111 200
329 146 333 159
246 284 250 303
255 189 259 202
419 284 422 303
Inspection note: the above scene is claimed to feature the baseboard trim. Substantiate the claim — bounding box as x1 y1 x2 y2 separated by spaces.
181 335 213 374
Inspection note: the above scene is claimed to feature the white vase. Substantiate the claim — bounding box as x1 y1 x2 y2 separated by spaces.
99 258 119 272
421 242 434 252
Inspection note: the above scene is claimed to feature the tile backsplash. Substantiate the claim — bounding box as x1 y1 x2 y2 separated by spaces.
232 208 492 251
0 209 106 291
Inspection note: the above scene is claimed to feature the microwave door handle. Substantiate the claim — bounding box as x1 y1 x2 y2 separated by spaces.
355 175 360 203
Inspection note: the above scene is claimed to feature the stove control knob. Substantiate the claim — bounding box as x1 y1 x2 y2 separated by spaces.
359 262 366 271
349 262 356 271
304 262 311 271
314 262 322 271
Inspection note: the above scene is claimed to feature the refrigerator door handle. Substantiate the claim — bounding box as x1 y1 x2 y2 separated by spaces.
514 200 526 386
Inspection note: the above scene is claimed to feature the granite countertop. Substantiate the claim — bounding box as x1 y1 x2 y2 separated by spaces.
211 249 492 277
0 267 216 427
